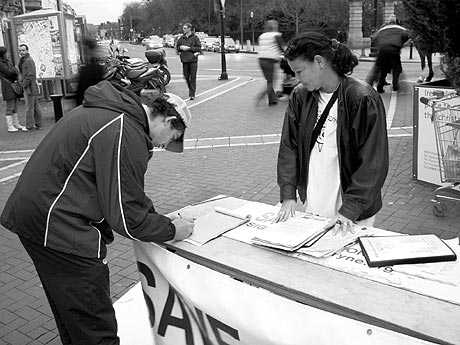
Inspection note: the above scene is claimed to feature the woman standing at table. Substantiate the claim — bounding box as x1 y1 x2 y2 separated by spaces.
275 32 389 233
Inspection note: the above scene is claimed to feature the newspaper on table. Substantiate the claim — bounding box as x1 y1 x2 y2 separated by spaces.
225 202 366 257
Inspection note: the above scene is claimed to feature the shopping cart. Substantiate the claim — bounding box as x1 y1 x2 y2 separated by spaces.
421 93 460 216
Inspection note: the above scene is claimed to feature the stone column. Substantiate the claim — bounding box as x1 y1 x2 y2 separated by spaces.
348 0 363 49
383 0 396 23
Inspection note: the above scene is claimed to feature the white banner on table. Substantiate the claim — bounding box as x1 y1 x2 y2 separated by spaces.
134 242 434 345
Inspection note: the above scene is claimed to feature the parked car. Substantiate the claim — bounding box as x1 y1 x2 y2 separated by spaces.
143 35 164 50
202 36 218 51
212 37 239 53
163 35 175 48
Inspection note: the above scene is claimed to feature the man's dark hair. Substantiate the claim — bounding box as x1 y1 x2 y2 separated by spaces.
145 96 186 131
19 44 29 51
183 23 192 29
285 32 358 77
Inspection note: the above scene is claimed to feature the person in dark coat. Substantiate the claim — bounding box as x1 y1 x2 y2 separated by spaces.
176 23 201 100
1 81 194 345
76 38 105 106
365 20 409 93
0 46 27 132
18 44 43 129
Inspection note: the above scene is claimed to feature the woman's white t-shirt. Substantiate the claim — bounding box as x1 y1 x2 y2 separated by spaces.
305 91 342 218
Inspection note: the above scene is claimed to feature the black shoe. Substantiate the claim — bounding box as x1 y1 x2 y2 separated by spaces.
376 87 385 94
189 96 195 100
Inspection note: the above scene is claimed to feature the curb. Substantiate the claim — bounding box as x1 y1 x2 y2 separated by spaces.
358 56 430 64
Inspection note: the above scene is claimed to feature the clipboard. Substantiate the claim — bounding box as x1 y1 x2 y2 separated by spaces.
358 234 457 267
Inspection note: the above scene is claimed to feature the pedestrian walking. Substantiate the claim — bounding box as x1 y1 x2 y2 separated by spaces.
275 32 389 235
0 46 27 132
365 18 409 93
18 44 43 130
256 20 284 106
1 81 194 345
108 39 120 57
176 23 201 100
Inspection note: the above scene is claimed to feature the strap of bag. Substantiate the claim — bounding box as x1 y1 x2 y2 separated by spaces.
0 72 11 84
309 87 340 153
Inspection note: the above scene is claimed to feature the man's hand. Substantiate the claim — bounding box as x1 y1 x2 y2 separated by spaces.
171 218 194 241
327 213 356 236
273 199 297 223
180 45 191 51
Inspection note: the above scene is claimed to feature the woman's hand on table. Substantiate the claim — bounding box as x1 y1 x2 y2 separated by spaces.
273 199 297 223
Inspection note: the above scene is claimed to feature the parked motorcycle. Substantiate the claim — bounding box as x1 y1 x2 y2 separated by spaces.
102 48 170 94
145 48 171 86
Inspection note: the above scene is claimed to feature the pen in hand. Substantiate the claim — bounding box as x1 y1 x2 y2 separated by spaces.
177 213 196 223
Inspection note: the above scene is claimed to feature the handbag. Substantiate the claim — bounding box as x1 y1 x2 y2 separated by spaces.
10 81 23 97
0 72 23 97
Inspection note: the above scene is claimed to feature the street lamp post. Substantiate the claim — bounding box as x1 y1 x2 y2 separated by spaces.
240 0 243 51
250 11 255 52
218 1 228 80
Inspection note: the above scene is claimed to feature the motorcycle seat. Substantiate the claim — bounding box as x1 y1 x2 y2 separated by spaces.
126 67 148 79
126 58 147 68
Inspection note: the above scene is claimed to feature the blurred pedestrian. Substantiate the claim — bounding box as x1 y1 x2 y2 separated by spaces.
275 32 388 235
1 82 194 345
108 39 119 57
76 38 105 106
0 46 27 132
176 23 201 100
18 44 42 130
256 19 284 106
365 18 409 93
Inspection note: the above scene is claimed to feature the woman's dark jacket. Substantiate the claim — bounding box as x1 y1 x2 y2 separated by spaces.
277 77 389 221
0 57 19 101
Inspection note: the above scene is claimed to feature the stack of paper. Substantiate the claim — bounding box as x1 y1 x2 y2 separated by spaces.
250 215 332 252
184 207 250 246
297 229 363 257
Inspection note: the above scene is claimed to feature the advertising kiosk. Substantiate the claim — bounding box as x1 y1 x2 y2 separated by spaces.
11 6 80 94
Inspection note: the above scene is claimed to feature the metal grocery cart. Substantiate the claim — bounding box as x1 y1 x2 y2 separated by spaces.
420 93 460 217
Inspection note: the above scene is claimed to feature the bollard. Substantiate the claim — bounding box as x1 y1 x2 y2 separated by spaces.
50 94 64 122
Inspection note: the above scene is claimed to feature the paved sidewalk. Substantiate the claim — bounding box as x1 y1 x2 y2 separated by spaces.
1 76 459 344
